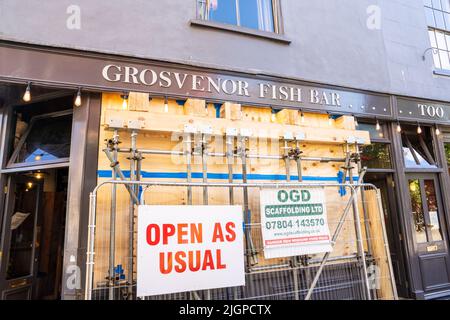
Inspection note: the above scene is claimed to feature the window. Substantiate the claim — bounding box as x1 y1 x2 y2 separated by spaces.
358 121 393 169
445 134 450 174
408 178 443 244
401 125 437 169
425 0 450 70
8 111 72 168
197 0 278 33
361 143 392 169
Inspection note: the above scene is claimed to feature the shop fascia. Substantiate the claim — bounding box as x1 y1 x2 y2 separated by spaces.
102 64 341 107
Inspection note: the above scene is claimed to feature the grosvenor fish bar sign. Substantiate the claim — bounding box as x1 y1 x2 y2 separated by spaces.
102 64 343 106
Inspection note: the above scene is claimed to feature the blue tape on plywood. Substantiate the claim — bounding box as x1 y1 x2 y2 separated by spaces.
97 170 358 182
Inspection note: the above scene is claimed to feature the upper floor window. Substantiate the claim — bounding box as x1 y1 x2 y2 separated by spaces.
197 0 278 33
424 0 450 71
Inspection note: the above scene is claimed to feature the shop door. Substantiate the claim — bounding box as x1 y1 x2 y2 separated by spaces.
406 174 450 297
366 173 409 297
0 174 41 299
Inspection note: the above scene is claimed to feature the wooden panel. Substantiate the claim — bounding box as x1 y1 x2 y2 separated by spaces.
92 93 381 286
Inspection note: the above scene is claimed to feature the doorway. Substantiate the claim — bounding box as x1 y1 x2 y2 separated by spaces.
405 173 450 298
0 168 68 299
365 172 410 298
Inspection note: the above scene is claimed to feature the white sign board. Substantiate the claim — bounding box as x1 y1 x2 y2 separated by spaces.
260 188 332 259
137 205 245 297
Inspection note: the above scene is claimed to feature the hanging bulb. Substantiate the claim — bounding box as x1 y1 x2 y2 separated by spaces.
300 111 305 123
436 126 441 136
74 88 82 107
23 82 31 102
376 119 381 131
417 123 422 134
164 97 169 113
396 121 402 133
271 109 277 122
121 93 129 110
354 117 358 127
328 114 333 126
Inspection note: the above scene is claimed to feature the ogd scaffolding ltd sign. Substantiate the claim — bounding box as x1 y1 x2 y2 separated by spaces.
137 205 245 297
260 187 332 259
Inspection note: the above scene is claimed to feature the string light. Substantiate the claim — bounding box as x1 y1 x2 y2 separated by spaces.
271 108 277 122
436 125 441 136
417 122 422 134
23 82 31 102
376 118 381 131
396 121 402 133
74 88 82 107
164 96 169 113
121 92 129 110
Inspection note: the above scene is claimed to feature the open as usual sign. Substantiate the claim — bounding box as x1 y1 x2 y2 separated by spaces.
137 205 245 297
260 188 332 259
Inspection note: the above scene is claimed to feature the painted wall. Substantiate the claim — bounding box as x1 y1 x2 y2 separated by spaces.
0 0 449 102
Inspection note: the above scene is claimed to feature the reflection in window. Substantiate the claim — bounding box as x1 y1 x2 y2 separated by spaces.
445 142 450 175
198 0 276 32
11 114 72 165
401 125 437 169
361 143 392 169
424 179 443 241
6 180 38 279
409 179 427 243
357 122 385 140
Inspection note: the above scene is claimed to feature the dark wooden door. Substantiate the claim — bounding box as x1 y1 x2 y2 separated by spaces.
0 174 42 300
366 173 409 297
406 173 450 298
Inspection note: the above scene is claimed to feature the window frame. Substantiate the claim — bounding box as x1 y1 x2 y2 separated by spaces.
357 119 395 172
5 109 73 170
195 0 284 35
424 1 450 72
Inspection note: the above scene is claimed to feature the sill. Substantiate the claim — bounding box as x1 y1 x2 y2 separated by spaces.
190 19 291 44
433 69 450 77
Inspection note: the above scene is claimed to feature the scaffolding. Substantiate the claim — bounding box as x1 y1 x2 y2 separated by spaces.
84 128 398 300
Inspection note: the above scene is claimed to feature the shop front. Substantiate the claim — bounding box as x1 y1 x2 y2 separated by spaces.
0 41 449 300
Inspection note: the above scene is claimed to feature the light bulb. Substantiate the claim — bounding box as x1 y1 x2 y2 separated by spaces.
354 118 358 127
164 98 169 113
74 88 82 107
328 115 333 126
271 112 276 122
417 124 422 134
396 122 402 133
376 120 381 131
436 127 441 136
301 112 305 123
27 182 33 189
36 173 42 179
122 93 129 110
23 83 31 102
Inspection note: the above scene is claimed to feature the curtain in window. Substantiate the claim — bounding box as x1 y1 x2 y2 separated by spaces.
257 0 275 32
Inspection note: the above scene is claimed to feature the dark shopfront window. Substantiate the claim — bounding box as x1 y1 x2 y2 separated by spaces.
445 134 450 174
7 96 73 168
358 121 393 170
401 125 437 169
197 0 277 32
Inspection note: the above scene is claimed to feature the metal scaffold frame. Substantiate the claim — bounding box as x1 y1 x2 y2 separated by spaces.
84 129 398 301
